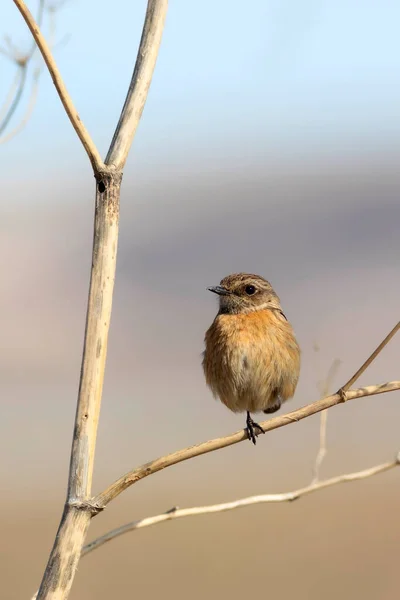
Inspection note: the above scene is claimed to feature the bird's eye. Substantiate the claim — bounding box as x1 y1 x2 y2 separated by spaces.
245 285 256 295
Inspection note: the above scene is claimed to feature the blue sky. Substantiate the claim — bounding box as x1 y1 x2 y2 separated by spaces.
2 0 400 177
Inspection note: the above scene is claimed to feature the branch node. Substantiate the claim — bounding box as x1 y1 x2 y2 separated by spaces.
68 499 104 516
337 388 348 402
288 494 299 502
97 180 106 194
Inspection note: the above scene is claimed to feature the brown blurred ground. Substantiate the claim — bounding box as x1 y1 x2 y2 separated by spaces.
1 151 399 599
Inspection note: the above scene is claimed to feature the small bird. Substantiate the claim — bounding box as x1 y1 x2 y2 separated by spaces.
202 273 300 444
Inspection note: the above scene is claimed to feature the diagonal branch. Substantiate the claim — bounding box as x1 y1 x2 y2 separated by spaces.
105 0 168 169
339 320 400 395
26 0 45 62
13 0 103 171
84 455 400 557
94 380 400 508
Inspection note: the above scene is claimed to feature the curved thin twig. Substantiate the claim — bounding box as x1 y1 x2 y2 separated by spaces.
0 65 27 136
94 380 400 508
85 456 399 556
13 0 103 171
0 67 40 144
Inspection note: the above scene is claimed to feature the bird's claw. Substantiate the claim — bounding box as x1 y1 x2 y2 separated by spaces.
246 412 265 445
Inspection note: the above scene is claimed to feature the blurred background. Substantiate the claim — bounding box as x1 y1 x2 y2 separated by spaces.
1 1 400 598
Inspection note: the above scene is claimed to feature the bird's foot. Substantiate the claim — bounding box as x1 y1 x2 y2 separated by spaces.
246 412 265 445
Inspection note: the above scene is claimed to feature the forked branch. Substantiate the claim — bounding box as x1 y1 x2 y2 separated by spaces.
15 2 169 599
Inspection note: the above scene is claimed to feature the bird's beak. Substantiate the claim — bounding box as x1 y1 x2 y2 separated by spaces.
207 285 230 296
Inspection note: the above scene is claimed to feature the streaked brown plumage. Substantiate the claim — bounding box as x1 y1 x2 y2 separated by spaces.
202 273 300 444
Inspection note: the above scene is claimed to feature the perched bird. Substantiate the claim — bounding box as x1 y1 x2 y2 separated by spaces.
202 273 300 444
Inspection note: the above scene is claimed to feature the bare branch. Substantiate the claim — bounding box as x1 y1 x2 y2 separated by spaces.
26 0 45 62
84 456 399 557
0 67 24 125
35 172 121 600
0 64 27 136
312 409 328 483
339 320 400 395
13 0 103 172
94 380 400 509
0 0 59 143
311 358 341 484
0 67 40 143
2 34 21 58
0 42 15 60
105 0 168 169
31 2 168 596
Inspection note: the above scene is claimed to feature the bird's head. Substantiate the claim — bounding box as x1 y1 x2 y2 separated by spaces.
208 273 282 315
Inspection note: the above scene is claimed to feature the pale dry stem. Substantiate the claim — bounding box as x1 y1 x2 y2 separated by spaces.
23 2 169 598
311 358 342 484
105 0 168 169
82 456 399 557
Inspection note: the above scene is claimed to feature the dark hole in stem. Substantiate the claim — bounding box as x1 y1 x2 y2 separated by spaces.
98 181 106 194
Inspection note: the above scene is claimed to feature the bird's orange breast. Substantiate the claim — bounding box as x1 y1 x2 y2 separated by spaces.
203 308 300 414
207 309 284 346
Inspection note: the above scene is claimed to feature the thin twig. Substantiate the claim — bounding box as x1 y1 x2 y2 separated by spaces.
339 321 400 395
0 65 27 135
13 0 103 172
94 380 400 508
0 46 15 60
311 358 341 484
3 35 21 57
84 456 399 557
0 68 23 122
312 410 328 484
0 67 40 143
1 0 59 143
105 0 168 169
0 0 56 143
